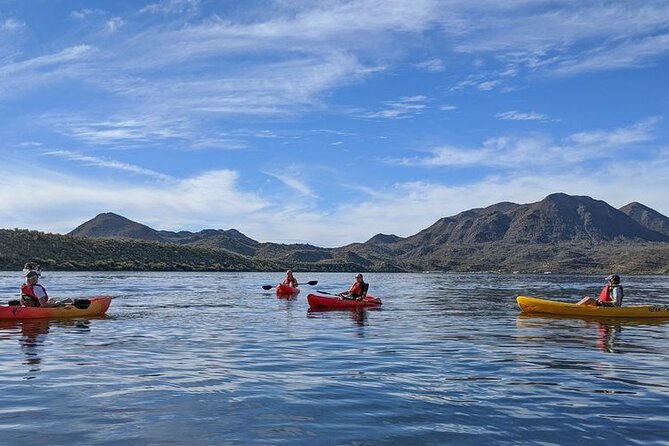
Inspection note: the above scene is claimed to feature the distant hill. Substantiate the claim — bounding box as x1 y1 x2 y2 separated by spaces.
69 212 164 242
0 229 277 272
19 192 669 274
619 202 669 237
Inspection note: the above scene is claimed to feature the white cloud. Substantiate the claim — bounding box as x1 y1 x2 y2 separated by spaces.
262 169 316 197
106 17 124 32
552 33 669 76
496 110 549 121
1 18 25 30
140 0 201 16
71 9 105 20
0 45 95 99
0 161 267 234
416 58 445 72
363 95 429 119
392 117 661 168
43 150 174 181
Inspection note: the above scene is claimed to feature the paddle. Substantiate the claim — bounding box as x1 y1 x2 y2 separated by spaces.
5 298 91 309
73 299 91 309
316 290 369 301
262 280 318 290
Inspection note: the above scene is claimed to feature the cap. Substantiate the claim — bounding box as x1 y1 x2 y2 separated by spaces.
606 274 620 283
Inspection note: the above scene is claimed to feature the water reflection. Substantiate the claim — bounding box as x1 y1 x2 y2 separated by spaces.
0 318 97 379
515 314 669 354
307 307 379 327
596 323 621 353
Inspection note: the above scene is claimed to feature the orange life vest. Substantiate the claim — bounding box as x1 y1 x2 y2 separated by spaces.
20 283 48 306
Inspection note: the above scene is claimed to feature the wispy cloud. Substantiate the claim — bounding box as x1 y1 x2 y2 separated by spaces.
552 33 669 76
262 169 316 197
0 45 95 99
363 95 429 119
71 9 106 20
392 117 661 168
106 17 124 32
495 111 549 122
0 162 267 233
140 0 202 16
416 58 445 72
43 115 192 147
43 150 174 181
1 18 25 31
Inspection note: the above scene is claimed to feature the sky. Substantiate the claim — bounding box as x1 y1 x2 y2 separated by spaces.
1 0 668 247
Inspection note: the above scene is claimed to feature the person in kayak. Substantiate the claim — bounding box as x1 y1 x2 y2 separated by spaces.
577 274 624 307
340 273 368 300
20 270 54 307
20 270 73 307
282 270 299 288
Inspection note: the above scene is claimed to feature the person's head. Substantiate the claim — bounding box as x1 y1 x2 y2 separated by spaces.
606 274 620 285
356 273 363 282
286 270 294 277
23 262 41 276
25 270 39 284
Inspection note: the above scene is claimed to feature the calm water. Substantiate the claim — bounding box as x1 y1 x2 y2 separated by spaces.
0 272 668 445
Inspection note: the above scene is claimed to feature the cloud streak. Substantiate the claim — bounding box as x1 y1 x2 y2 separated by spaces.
391 117 661 169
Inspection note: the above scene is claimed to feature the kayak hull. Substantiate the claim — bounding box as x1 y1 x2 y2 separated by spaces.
517 295 669 318
0 297 112 320
276 284 300 297
307 292 382 309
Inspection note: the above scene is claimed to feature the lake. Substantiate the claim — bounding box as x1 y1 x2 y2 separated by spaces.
1 271 668 445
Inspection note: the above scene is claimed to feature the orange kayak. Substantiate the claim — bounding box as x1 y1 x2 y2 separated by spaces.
276 284 300 297
0 297 112 319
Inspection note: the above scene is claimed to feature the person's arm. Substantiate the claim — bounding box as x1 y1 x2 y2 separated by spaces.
611 287 623 307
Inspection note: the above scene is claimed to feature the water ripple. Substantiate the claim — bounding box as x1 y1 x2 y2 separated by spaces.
0 272 668 445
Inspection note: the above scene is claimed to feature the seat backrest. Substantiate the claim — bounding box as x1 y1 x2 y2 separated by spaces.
361 282 369 296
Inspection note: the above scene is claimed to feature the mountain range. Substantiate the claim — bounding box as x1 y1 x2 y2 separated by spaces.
65 193 669 273
2 193 668 273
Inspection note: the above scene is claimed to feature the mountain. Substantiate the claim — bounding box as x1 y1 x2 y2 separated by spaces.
619 202 669 237
379 193 668 258
366 234 402 244
55 193 669 273
69 212 164 242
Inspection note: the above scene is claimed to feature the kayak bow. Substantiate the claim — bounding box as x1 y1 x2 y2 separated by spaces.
276 283 300 297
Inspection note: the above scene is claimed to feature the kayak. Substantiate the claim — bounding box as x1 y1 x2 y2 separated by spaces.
0 297 112 320
276 284 300 297
517 296 669 318
307 292 382 309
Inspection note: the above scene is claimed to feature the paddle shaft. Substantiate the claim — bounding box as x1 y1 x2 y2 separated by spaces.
262 280 318 290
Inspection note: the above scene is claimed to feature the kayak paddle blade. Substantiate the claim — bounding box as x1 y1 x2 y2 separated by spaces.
73 299 91 309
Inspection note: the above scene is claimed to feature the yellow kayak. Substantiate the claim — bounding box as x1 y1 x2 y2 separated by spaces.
516 295 669 318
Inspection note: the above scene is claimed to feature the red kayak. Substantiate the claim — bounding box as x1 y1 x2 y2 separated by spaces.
276 283 300 297
0 297 112 320
307 292 382 309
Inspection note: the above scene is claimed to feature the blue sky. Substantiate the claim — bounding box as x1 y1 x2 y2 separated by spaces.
1 0 668 247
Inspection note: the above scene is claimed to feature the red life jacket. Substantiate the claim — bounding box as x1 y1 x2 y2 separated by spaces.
20 283 48 306
597 285 611 302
